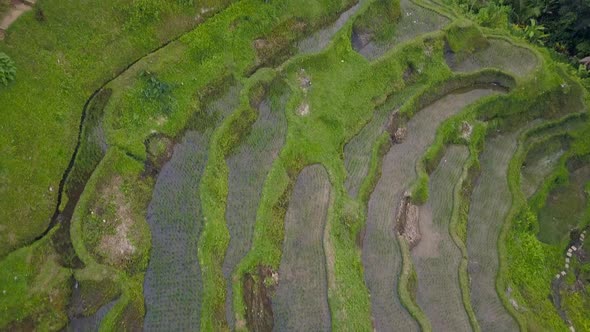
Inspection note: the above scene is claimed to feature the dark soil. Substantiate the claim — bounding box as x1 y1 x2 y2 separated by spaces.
395 193 421 248
243 266 276 332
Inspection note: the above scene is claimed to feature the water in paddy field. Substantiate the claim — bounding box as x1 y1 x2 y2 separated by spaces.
467 131 522 332
297 1 362 55
272 165 332 332
142 85 241 331
65 296 117 332
223 95 288 328
364 88 501 331
521 137 567 198
413 145 471 331
537 163 590 245
446 39 538 78
352 0 449 60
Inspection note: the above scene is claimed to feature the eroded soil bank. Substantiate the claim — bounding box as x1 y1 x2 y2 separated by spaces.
363 88 499 331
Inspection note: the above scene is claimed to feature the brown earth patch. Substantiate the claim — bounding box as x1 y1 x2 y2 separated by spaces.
386 112 408 143
94 176 136 267
296 102 310 116
0 0 34 31
395 193 421 248
243 265 277 332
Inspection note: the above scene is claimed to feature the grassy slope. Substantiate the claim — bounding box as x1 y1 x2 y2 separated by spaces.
0 0 232 258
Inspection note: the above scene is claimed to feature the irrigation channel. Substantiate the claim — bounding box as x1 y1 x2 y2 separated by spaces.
413 145 470 331
363 87 502 331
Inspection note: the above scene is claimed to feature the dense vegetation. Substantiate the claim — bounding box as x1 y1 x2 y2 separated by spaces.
0 0 589 331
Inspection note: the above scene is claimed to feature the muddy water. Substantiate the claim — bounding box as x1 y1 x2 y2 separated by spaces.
413 145 470 331
223 95 288 328
272 165 332 331
467 131 520 332
143 85 240 330
64 300 117 332
353 0 449 60
363 88 499 331
537 163 590 245
297 2 362 55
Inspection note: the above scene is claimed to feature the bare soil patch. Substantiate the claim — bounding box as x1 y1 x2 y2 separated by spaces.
243 265 276 332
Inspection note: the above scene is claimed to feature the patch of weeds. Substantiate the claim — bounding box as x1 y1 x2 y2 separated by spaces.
141 71 175 114
0 52 16 86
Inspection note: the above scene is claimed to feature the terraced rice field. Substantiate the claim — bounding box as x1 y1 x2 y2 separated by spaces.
65 300 116 332
413 145 470 331
344 87 420 197
223 93 288 327
297 2 362 55
363 88 499 331
272 165 332 331
521 137 566 198
467 130 521 331
353 0 450 60
537 163 590 245
446 39 538 77
3 0 589 330
143 85 241 330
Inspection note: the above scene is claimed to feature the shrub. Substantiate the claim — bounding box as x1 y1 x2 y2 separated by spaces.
0 52 16 86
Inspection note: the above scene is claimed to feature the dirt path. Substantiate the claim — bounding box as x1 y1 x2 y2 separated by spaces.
0 0 35 36
413 145 471 331
363 88 499 331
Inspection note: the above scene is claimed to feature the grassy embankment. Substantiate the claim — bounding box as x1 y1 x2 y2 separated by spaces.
0 0 231 258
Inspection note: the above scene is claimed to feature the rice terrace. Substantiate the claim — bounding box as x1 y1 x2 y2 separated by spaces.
2 0 590 331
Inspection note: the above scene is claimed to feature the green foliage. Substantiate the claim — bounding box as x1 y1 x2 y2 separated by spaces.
0 230 72 330
0 52 16 86
523 19 549 45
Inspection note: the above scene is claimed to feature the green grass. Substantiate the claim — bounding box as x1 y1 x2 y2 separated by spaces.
0 227 72 330
0 0 233 258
